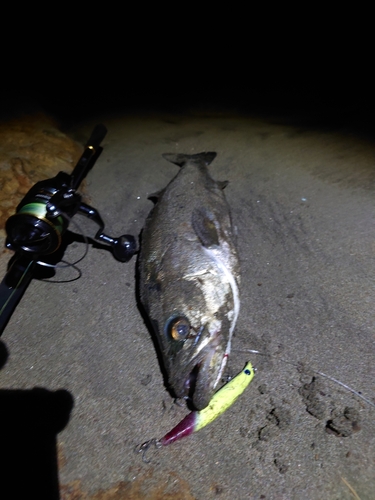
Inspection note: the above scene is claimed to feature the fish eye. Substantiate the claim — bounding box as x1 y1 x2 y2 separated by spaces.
166 316 191 341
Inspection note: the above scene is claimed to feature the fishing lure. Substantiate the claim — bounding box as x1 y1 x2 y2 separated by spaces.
136 361 254 462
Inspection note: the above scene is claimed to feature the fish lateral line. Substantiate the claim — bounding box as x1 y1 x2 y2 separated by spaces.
136 361 254 461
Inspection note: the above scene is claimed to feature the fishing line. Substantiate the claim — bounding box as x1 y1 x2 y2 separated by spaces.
36 212 89 269
38 262 83 284
234 348 375 410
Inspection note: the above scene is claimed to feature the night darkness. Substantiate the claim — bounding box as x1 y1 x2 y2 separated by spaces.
2 65 374 139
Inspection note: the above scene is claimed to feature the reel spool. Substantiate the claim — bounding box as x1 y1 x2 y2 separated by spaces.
5 173 73 256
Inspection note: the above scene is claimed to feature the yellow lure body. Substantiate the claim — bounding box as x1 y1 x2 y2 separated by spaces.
195 361 254 431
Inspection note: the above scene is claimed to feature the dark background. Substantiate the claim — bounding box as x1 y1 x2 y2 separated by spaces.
2 61 374 138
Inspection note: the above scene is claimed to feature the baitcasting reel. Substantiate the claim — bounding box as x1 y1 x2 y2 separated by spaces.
0 124 136 335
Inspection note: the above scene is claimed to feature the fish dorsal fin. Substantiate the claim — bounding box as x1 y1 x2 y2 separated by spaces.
162 152 217 167
192 207 219 248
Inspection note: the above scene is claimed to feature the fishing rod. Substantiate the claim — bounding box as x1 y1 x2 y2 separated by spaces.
0 124 137 336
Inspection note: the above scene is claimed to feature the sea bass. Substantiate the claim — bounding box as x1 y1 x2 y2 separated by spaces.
139 152 240 410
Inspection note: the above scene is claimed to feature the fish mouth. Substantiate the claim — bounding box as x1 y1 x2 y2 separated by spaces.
184 365 215 410
179 339 225 410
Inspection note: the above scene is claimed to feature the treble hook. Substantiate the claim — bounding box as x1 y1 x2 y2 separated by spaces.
134 438 162 463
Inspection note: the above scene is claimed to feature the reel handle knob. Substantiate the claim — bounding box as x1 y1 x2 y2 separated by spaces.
96 233 137 262
112 235 137 262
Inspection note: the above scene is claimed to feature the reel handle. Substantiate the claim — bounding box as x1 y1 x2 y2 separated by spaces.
78 202 137 262
96 233 137 263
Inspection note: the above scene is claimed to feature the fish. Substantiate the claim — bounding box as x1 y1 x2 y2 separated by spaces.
139 152 240 410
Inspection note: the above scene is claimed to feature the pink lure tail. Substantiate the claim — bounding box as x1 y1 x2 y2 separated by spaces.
159 412 197 446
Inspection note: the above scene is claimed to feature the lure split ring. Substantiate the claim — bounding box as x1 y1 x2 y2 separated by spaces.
135 439 162 463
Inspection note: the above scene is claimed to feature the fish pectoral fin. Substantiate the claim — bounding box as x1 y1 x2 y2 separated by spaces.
217 180 229 190
148 189 165 203
162 152 217 167
192 207 219 248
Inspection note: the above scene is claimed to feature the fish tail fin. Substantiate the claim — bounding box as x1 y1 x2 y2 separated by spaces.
162 152 217 167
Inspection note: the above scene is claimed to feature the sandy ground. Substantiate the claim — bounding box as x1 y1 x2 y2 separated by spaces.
0 110 374 499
